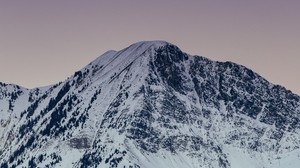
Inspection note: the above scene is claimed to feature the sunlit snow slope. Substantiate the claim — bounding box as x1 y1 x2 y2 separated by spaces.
1 41 300 168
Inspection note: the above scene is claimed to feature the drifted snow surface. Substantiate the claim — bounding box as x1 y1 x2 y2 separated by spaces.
1 41 300 168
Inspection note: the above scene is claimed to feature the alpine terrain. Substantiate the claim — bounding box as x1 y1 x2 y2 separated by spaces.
1 41 300 168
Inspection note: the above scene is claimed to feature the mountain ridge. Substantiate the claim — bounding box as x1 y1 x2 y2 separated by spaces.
1 41 300 168
1 40 295 93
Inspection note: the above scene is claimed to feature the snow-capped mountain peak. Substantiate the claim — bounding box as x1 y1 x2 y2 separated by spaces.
1 41 300 168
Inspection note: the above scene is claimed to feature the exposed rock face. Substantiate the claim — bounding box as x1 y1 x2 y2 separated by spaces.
0 41 300 168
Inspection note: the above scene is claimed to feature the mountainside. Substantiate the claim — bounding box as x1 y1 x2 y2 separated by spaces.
1 41 300 168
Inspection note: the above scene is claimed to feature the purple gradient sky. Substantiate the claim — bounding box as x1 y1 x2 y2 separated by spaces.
0 0 299 94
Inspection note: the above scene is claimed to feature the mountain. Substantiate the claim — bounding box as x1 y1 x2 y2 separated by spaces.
1 41 300 168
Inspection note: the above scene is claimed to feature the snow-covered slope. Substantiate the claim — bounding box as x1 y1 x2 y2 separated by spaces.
1 41 300 168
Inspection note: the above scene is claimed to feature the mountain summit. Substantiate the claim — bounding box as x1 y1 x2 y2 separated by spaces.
1 41 300 168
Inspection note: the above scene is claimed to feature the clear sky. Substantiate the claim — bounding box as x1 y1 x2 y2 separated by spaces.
0 0 299 94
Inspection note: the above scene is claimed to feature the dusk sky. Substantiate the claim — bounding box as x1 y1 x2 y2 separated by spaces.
0 0 299 94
